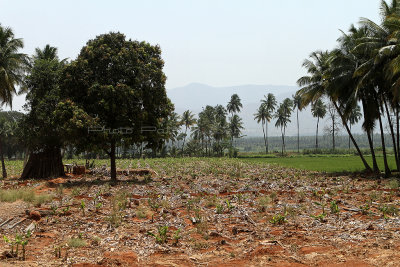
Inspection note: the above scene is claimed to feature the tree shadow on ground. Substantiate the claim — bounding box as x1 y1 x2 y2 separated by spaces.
47 176 153 189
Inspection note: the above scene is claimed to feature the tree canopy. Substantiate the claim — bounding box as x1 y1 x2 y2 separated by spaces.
61 32 173 180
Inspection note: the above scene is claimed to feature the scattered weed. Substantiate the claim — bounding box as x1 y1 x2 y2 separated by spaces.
67 238 87 248
270 214 286 225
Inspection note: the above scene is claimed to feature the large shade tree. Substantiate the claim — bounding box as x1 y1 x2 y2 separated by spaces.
61 32 173 181
20 45 89 179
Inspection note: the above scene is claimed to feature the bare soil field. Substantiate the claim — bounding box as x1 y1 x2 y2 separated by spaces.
0 158 400 266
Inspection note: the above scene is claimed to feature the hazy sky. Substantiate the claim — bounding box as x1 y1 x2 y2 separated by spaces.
1 0 382 110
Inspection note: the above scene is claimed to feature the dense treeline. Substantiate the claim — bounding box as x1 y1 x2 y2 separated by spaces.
235 134 396 154
295 0 400 176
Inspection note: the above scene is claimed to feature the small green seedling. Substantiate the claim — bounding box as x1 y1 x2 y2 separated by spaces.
216 203 224 214
95 202 103 212
54 246 62 258
330 201 339 215
225 199 234 212
148 226 168 244
311 213 326 222
80 200 86 216
173 229 181 245
360 204 370 215
270 214 286 225
51 204 58 215
62 206 70 215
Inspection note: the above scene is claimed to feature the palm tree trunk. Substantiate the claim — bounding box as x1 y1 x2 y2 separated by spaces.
262 120 267 154
316 117 319 150
0 136 7 179
266 121 269 154
397 106 400 165
333 101 372 172
372 129 374 145
297 109 300 153
348 124 351 150
283 126 286 153
332 116 335 151
182 126 188 155
367 129 379 173
383 97 399 171
281 127 284 155
378 110 391 177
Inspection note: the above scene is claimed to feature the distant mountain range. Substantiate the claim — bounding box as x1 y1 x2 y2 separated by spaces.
167 83 364 137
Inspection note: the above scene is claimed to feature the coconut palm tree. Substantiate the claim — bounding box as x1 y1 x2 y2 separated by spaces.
275 98 293 154
180 110 196 154
292 94 302 153
166 112 181 148
261 93 277 153
0 24 27 108
229 114 244 146
0 25 27 178
214 105 228 155
227 94 242 118
327 25 380 173
254 104 268 153
311 99 326 150
33 44 59 61
297 48 373 172
352 18 395 175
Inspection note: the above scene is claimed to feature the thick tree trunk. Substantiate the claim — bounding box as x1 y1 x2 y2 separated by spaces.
333 101 372 172
383 98 400 171
21 147 64 180
378 112 391 177
110 139 117 182
23 148 29 169
0 136 6 179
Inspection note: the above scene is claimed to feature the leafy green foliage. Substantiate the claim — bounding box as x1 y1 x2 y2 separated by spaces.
61 32 173 180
